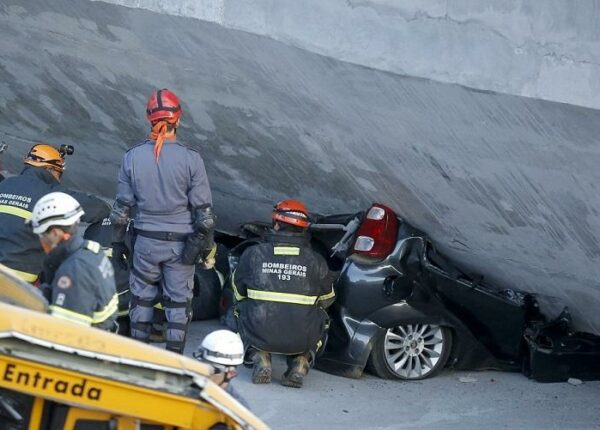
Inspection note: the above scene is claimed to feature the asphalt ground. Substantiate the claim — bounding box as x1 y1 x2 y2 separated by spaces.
183 319 600 430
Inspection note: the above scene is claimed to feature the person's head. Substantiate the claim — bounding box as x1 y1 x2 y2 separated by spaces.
23 144 69 181
146 88 182 129
194 330 244 387
272 199 310 232
30 192 84 253
146 89 182 161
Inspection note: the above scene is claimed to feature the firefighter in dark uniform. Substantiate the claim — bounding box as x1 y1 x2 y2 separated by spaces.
84 217 132 332
232 199 335 388
30 192 118 330
0 144 111 283
110 89 216 353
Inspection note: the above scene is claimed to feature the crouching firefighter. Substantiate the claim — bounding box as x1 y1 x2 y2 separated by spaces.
30 192 118 330
110 88 216 354
232 199 336 388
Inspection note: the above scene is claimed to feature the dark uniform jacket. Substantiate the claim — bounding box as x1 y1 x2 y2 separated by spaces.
232 230 335 355
0 167 110 281
84 218 131 316
42 235 118 330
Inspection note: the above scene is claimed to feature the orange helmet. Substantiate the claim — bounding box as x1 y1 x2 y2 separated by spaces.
146 89 182 124
273 199 310 229
23 144 65 172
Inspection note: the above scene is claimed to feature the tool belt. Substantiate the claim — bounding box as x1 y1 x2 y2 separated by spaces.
135 229 189 242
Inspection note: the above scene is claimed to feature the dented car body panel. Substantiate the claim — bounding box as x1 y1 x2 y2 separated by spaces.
316 220 529 378
311 210 600 382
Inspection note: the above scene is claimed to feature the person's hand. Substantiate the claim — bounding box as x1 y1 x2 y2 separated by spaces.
202 256 216 270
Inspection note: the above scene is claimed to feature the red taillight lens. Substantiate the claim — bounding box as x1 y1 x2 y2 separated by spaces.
351 204 398 259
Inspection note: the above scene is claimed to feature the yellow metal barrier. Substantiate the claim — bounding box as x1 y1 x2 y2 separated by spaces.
0 265 268 430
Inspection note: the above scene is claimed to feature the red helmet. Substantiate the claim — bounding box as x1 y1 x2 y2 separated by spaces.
272 199 310 229
146 89 182 124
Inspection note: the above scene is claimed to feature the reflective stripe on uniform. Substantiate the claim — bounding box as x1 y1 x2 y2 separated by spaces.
318 285 336 302
84 240 101 254
231 271 246 301
206 243 217 260
246 289 318 305
92 294 119 323
0 205 32 220
0 264 38 283
48 305 93 326
103 247 113 258
273 246 300 256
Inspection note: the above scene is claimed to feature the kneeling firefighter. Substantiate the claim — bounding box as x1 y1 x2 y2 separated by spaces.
232 199 336 388
30 192 118 330
110 89 216 353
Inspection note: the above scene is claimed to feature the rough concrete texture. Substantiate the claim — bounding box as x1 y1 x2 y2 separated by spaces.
1 1 600 333
96 0 600 109
186 320 600 429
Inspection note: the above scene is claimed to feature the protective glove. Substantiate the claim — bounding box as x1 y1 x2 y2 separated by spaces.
182 231 216 265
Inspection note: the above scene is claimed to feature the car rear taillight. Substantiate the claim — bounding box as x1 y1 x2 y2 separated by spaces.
351 204 398 259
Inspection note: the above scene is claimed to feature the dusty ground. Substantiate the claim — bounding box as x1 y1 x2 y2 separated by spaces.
184 319 600 429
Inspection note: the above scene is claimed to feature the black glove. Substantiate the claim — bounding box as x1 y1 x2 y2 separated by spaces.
181 231 213 265
111 242 130 271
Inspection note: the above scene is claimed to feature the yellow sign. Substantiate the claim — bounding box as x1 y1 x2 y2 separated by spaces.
0 356 217 428
3 362 102 401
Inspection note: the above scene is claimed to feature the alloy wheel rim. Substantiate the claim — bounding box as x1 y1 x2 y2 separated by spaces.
383 324 444 378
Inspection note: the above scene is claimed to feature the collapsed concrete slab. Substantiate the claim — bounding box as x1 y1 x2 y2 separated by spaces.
0 0 599 333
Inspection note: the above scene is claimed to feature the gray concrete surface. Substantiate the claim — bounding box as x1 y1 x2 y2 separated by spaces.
186 319 600 429
96 0 600 110
1 1 600 334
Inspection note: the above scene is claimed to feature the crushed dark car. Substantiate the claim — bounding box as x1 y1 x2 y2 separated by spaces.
84 203 600 383
222 203 600 383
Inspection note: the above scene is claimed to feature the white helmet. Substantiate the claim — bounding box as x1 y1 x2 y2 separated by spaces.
194 330 244 367
30 192 84 234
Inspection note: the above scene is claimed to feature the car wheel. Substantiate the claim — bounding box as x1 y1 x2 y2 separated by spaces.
369 324 452 380
191 268 223 321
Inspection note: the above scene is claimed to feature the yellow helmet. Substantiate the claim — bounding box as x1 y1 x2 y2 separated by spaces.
23 144 65 173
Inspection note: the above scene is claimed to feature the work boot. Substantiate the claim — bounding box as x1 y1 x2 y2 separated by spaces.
281 354 310 388
252 351 272 384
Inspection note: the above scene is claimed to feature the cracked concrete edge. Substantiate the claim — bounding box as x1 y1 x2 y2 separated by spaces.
91 0 600 109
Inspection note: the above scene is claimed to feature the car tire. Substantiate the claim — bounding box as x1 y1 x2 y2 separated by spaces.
191 268 223 321
368 324 452 380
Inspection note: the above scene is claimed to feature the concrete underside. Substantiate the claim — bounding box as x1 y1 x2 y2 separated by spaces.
1 0 600 333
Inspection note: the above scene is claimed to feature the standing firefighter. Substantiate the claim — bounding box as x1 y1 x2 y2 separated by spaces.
0 144 110 283
30 192 118 330
232 199 335 388
110 89 216 354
